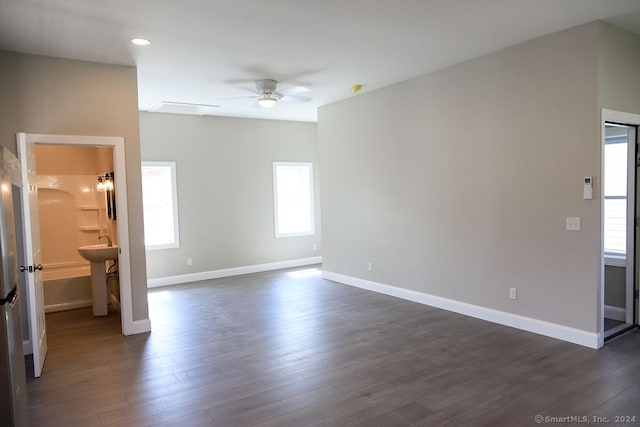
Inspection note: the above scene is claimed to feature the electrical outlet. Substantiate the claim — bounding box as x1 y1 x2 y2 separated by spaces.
368 262 373 272
312 243 317 251
509 287 517 300
187 258 193 266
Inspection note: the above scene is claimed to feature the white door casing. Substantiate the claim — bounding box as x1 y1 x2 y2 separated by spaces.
17 133 141 357
600 109 640 348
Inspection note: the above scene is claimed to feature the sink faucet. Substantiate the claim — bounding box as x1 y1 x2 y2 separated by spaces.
98 235 113 247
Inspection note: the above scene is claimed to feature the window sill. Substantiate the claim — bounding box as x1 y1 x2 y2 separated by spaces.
605 255 626 267
275 231 316 239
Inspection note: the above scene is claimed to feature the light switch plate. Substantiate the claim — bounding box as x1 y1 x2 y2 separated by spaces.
566 217 581 231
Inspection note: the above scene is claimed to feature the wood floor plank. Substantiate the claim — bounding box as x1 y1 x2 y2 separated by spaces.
26 266 640 426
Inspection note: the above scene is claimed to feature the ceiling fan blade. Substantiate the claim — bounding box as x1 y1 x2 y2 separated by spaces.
225 78 311 106
281 94 312 103
280 85 310 96
213 94 258 101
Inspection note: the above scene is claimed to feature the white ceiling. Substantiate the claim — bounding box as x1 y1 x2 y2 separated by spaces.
1 0 640 123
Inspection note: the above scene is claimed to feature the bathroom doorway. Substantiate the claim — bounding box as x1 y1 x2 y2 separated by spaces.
35 144 118 316
17 133 136 377
601 110 640 345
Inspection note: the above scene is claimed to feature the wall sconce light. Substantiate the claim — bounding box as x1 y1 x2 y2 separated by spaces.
97 173 114 191
97 172 116 220
103 175 114 191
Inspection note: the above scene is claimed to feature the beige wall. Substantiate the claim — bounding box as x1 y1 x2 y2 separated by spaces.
0 51 149 323
35 145 113 176
36 145 101 175
319 23 604 332
140 112 320 280
598 22 640 114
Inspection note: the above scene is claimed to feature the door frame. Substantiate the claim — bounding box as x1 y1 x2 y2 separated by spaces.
600 109 640 347
18 133 135 335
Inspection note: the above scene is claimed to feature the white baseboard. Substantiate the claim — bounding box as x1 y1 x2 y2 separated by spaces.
604 305 626 322
147 256 323 288
322 271 600 349
42 296 149 335
44 300 92 313
128 318 151 335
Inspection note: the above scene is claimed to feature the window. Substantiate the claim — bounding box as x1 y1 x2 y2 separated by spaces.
273 162 315 237
603 127 628 256
141 161 180 249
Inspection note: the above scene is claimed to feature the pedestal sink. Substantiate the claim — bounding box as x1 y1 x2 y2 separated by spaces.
78 244 119 316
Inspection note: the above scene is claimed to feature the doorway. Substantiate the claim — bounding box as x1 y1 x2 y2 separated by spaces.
17 133 136 377
601 110 640 345
35 144 117 316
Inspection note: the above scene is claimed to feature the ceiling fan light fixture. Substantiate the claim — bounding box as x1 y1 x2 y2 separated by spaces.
257 93 278 108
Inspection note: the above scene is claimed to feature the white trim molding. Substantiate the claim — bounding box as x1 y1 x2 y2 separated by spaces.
273 162 315 238
130 319 151 334
45 295 122 314
323 271 600 349
44 300 92 313
604 255 626 267
20 133 139 337
147 257 323 288
141 161 180 250
600 109 640 337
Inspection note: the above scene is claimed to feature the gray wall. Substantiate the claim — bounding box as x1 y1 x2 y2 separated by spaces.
604 266 625 308
140 112 320 280
0 51 149 323
598 22 640 113
319 23 608 332
598 22 640 314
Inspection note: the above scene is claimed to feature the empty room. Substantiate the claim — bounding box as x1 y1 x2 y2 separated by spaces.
1 1 640 426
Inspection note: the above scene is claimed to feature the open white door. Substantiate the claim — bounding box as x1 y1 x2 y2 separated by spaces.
17 133 47 377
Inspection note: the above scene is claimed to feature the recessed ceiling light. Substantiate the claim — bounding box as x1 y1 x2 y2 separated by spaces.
131 38 151 46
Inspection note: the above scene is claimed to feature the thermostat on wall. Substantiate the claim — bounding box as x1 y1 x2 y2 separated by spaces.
583 176 593 200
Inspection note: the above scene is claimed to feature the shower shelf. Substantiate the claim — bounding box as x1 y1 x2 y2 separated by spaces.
78 226 100 232
77 205 99 210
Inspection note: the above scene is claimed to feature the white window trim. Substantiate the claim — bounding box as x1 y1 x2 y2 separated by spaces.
273 161 315 238
142 161 180 250
604 254 626 267
603 130 628 266
603 131 629 256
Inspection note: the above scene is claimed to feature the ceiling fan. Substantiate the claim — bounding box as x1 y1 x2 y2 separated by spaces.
148 79 310 115
253 79 310 108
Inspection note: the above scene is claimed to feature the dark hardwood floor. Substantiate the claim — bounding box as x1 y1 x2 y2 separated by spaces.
27 266 640 426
